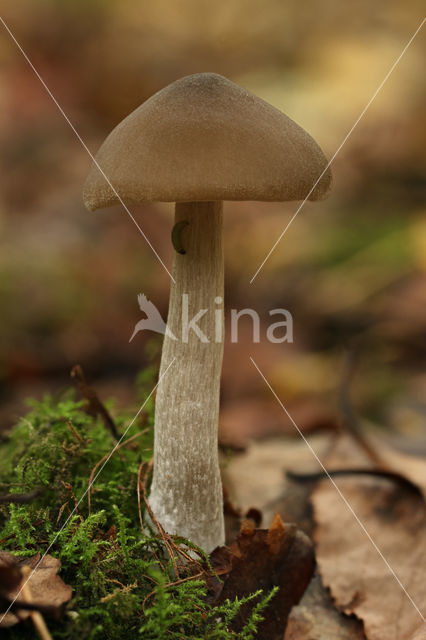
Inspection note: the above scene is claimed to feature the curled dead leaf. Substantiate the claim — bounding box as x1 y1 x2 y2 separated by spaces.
210 514 315 639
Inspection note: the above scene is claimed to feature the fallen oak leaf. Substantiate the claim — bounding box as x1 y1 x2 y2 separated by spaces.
222 434 332 529
0 552 72 628
312 436 426 640
284 574 367 640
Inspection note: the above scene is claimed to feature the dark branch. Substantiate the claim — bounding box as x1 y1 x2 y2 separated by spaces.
287 468 423 499
70 364 119 440
0 488 42 505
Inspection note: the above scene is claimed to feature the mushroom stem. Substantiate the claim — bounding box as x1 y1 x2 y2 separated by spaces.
149 201 225 552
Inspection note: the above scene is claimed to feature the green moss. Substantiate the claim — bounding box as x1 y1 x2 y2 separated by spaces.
0 375 275 639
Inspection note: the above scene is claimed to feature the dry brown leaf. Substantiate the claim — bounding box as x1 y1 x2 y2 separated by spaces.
312 436 426 640
0 552 72 628
222 433 331 527
284 574 366 640
371 434 426 500
210 514 315 639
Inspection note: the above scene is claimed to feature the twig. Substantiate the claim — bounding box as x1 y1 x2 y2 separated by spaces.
169 536 206 569
136 461 166 572
138 461 180 578
70 364 119 440
61 482 82 519
136 462 147 536
100 581 137 603
0 520 44 546
56 502 70 525
137 462 216 599
0 488 42 505
66 420 83 443
0 482 26 488
287 468 423 499
106 578 126 589
141 588 156 612
163 571 205 589
141 571 205 613
0 533 16 545
141 573 157 584
138 465 208 578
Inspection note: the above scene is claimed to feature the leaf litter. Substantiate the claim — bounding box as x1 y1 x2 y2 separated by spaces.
0 552 72 628
312 435 426 640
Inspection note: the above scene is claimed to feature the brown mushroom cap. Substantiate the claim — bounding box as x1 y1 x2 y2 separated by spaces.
83 73 332 210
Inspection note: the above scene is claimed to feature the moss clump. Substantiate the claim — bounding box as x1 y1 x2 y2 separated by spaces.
0 374 275 639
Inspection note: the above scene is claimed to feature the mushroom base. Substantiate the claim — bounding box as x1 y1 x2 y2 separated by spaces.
149 201 225 553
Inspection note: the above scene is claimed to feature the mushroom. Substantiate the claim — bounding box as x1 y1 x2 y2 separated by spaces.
83 73 332 552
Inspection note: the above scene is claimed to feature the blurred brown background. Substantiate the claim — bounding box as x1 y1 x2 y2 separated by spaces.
0 0 425 445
